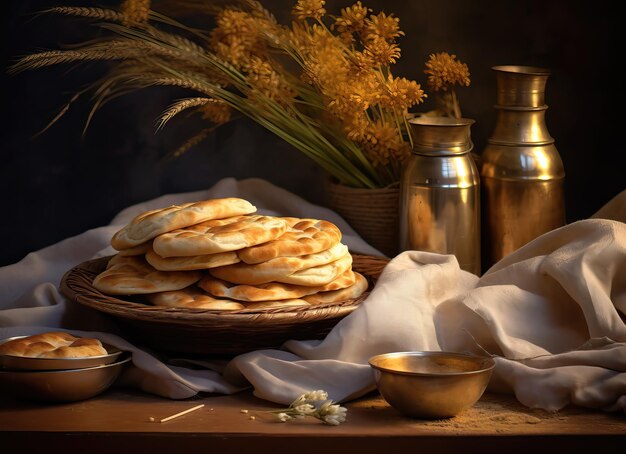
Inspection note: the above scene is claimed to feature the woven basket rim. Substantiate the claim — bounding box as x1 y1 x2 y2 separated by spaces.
60 254 390 328
326 178 400 194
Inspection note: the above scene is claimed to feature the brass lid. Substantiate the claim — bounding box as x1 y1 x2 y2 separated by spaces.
409 117 474 155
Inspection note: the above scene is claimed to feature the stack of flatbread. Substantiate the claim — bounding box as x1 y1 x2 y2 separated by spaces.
92 197 368 311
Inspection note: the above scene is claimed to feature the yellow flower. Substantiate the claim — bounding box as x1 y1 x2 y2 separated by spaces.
333 1 370 41
381 76 426 111
361 121 408 167
363 36 401 66
210 8 265 68
293 0 326 21
424 52 471 92
244 56 295 104
363 12 404 42
120 0 150 26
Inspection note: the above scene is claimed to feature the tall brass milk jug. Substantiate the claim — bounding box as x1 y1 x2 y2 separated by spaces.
481 65 565 269
399 117 481 275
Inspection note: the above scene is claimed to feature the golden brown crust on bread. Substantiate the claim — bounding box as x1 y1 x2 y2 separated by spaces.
0 332 107 358
242 299 310 309
198 269 357 302
93 255 202 295
117 241 152 256
145 248 240 271
238 218 342 264
303 272 368 304
208 243 348 285
152 215 288 257
273 252 353 286
146 287 245 310
111 198 256 250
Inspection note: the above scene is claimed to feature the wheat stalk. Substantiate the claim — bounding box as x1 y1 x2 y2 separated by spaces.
166 127 215 160
157 97 210 130
43 7 124 22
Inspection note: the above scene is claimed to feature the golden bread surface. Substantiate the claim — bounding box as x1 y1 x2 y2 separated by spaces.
303 272 368 304
208 243 349 285
117 241 152 257
238 218 342 264
111 198 256 250
146 287 245 310
93 255 202 295
272 251 353 286
242 299 310 309
198 268 357 302
0 332 107 358
145 248 240 271
152 215 288 257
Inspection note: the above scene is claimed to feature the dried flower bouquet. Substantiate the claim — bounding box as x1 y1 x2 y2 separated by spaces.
12 0 470 189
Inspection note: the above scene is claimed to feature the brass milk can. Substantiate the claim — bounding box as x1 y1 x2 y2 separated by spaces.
481 66 565 269
399 117 481 275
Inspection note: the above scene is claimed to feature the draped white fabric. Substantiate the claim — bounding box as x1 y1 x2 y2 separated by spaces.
1 178 625 413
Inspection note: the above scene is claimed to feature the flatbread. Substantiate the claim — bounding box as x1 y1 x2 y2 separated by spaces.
0 332 107 358
93 255 202 295
208 243 349 285
146 287 245 310
145 248 240 271
242 299 310 310
117 241 152 257
111 198 256 250
273 252 353 286
303 272 369 304
152 215 288 257
147 287 309 311
238 217 342 264
198 268 357 302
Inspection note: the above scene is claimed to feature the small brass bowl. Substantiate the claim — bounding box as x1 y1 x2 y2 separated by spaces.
0 354 131 403
369 351 495 419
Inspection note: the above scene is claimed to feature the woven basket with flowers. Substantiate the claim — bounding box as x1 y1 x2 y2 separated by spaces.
12 0 471 255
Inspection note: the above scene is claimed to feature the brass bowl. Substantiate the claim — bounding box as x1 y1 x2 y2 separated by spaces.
0 354 131 403
368 351 495 419
0 336 124 371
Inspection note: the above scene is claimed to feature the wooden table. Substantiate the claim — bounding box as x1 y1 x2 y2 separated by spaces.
1 387 623 453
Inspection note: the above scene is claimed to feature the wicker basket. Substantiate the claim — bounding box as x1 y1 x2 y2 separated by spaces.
325 179 400 258
60 254 389 356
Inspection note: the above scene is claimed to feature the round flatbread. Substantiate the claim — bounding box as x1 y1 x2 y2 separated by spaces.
198 268 357 302
0 332 107 358
238 217 342 264
273 252 353 286
93 255 202 295
152 215 288 257
145 248 240 271
117 241 152 257
209 243 349 285
146 287 245 310
111 198 256 250
242 299 310 310
303 272 368 304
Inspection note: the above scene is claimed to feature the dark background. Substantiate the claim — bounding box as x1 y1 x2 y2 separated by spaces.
1 0 623 266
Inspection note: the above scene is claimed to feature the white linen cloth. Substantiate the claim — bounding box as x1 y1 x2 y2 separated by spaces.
1 178 625 413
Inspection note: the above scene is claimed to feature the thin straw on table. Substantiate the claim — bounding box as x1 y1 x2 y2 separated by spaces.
159 404 205 423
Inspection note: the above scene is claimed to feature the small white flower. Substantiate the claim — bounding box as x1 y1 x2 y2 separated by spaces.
293 403 316 415
292 390 328 406
315 401 347 425
322 412 346 426
270 390 347 426
303 390 329 402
